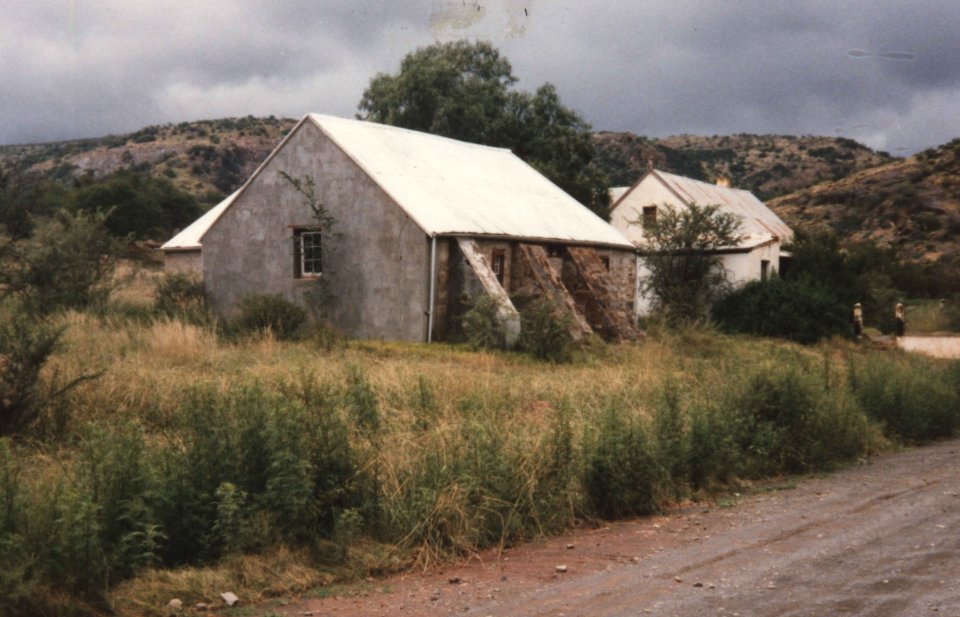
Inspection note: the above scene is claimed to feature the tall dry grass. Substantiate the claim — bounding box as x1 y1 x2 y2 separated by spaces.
3 303 958 616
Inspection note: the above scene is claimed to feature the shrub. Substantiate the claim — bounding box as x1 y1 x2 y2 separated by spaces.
849 355 960 442
234 293 306 340
652 382 688 497
344 366 381 434
516 298 572 362
154 271 207 323
460 294 506 350
686 400 742 489
728 367 873 474
0 211 118 315
713 278 849 343
0 426 162 615
155 384 361 564
0 303 68 436
583 407 662 518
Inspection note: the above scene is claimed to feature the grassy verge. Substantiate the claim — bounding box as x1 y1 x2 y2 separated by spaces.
2 307 959 616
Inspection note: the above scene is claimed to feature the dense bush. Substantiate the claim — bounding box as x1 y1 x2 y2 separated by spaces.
1 168 201 242
0 179 72 239
233 293 306 340
0 304 66 436
71 170 201 239
156 385 361 563
516 298 572 362
849 355 960 442
460 294 506 350
0 211 118 314
0 383 364 614
783 233 923 326
712 278 849 343
583 407 661 517
725 367 874 474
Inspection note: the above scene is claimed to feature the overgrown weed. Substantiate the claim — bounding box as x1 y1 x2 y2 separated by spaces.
2 311 958 615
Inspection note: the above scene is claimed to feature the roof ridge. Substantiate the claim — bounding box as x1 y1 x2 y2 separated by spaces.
654 168 754 195
307 113 513 154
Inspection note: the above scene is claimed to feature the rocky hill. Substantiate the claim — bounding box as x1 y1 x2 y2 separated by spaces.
768 139 960 272
0 116 297 206
592 132 894 200
3 119 897 209
7 118 956 281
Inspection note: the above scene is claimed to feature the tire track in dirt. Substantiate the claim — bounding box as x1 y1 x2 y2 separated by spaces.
465 443 960 616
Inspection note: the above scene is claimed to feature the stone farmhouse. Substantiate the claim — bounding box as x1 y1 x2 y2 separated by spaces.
162 114 639 343
609 169 794 316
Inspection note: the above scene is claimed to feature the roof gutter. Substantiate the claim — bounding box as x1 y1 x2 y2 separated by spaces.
437 232 634 252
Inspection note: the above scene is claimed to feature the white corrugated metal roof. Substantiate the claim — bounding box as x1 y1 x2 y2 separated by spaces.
620 170 793 249
161 190 239 251
308 114 632 248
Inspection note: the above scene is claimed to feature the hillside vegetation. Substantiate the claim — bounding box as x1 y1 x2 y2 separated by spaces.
769 138 960 293
593 132 894 200
4 119 894 214
0 116 297 207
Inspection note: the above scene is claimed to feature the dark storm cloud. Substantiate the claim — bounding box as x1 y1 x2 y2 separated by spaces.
2 1 959 153
495 1 960 152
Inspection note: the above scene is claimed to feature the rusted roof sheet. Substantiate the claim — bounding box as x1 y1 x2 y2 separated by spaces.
309 114 633 249
161 190 239 251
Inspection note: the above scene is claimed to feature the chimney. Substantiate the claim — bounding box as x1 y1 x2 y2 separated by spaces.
715 177 730 188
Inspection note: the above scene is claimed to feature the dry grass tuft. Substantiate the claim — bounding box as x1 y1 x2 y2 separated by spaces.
111 548 327 617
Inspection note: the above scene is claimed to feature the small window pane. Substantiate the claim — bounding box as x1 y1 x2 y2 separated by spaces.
642 206 658 228
492 250 506 285
299 231 323 277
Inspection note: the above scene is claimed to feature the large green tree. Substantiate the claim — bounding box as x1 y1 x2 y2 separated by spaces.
358 40 610 216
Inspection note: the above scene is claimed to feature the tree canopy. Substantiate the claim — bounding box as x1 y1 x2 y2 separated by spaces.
638 203 742 323
358 40 610 216
71 170 201 239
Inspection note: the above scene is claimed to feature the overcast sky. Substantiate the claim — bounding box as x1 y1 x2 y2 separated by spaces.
3 1 959 154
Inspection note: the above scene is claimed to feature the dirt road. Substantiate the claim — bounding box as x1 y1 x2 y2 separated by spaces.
897 335 960 359
277 439 960 617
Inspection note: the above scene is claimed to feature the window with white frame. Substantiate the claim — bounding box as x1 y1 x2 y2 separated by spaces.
294 228 323 278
